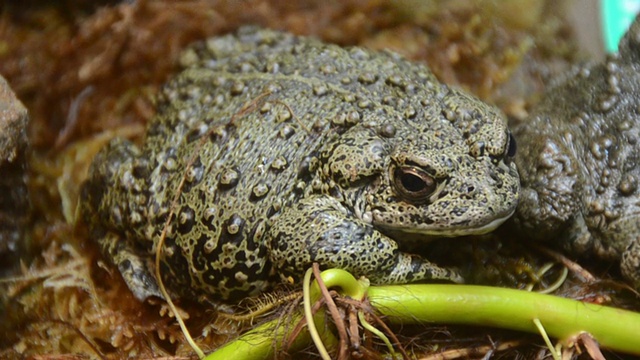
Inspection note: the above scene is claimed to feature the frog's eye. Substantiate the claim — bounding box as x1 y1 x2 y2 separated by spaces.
393 166 436 203
505 131 517 158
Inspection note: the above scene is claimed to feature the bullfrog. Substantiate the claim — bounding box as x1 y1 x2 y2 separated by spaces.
80 27 519 302
513 16 640 288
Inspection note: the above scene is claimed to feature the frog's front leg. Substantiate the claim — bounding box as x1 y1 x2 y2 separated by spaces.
81 138 162 301
267 195 462 285
97 231 163 301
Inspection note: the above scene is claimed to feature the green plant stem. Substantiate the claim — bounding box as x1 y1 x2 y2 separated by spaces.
369 284 640 355
206 272 640 359
203 311 306 360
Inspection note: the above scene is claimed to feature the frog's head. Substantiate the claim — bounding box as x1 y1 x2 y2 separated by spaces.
322 89 519 237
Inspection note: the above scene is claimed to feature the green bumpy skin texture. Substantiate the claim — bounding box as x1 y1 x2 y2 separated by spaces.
513 15 640 289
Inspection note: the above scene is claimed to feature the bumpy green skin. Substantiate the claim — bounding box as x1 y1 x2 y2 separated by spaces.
81 28 519 302
513 17 640 287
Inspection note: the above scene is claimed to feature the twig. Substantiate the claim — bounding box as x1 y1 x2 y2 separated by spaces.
312 263 349 359
534 245 596 283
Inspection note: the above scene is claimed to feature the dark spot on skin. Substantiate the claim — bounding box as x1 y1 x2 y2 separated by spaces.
192 233 211 271
219 168 240 188
177 206 196 234
235 251 247 262
186 126 206 143
230 81 246 95
297 156 313 181
270 156 288 171
250 183 270 201
225 214 245 236
266 206 278 218
182 156 204 192
379 124 396 138
201 208 217 231
132 163 149 179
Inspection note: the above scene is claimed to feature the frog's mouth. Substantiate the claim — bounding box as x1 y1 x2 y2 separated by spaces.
372 208 515 238
417 210 514 237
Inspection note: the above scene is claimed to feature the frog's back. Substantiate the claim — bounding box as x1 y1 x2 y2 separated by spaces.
84 28 435 299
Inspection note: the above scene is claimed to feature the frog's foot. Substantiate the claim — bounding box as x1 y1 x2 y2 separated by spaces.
268 195 463 286
621 237 640 289
99 231 163 301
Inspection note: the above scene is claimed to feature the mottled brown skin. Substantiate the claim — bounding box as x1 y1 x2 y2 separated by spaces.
81 28 519 302
513 16 640 287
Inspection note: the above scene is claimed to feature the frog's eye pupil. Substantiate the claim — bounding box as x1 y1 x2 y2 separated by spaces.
401 173 427 192
506 132 517 158
393 167 436 203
